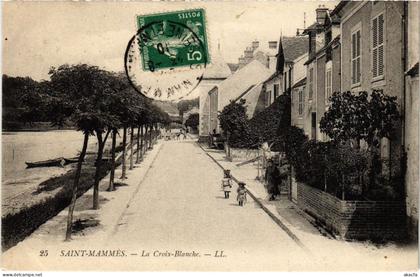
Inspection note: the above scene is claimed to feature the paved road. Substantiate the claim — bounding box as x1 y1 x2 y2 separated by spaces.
106 140 310 271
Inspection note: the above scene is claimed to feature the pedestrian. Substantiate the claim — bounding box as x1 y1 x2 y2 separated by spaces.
221 169 232 198
265 158 280 201
278 154 289 195
237 182 247 206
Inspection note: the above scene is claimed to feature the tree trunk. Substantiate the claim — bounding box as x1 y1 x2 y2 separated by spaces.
93 131 107 210
121 126 127 179
129 126 134 170
108 128 117 191
136 126 140 164
149 124 153 149
65 132 89 241
140 125 144 158
144 125 149 152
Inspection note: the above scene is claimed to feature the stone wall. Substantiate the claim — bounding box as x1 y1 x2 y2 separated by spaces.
225 147 260 162
297 182 407 240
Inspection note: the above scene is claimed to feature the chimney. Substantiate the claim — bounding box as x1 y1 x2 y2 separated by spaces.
268 41 278 49
252 40 259 50
238 55 246 67
244 47 253 58
316 5 329 25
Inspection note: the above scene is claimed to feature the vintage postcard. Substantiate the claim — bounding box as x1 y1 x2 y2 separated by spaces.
1 0 419 273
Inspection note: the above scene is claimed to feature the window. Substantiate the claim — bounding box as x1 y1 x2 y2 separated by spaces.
308 68 314 99
266 90 272 107
298 88 304 116
351 26 361 85
284 71 288 92
325 62 332 105
372 13 385 79
274 84 279 99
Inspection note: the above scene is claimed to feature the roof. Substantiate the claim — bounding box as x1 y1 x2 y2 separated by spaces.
304 36 339 65
263 71 282 84
406 62 419 77
292 77 306 89
238 82 265 118
277 37 309 62
330 1 348 17
217 60 272 110
227 63 239 73
233 85 256 103
303 22 323 35
202 49 232 79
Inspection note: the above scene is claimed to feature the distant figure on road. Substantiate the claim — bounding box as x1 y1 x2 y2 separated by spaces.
221 169 232 199
180 128 186 140
237 182 247 206
265 159 280 201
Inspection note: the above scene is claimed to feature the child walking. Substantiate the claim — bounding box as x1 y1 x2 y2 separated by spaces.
237 182 247 206
221 170 232 198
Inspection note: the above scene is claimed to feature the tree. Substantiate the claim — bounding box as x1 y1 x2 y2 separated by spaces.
48 64 120 239
319 90 399 148
218 99 254 148
320 90 400 192
185 113 199 130
177 98 199 119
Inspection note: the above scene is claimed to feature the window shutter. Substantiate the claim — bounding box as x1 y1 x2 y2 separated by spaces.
357 31 361 56
352 33 356 59
378 14 384 45
373 48 378 77
378 44 384 76
373 17 378 48
372 13 384 78
352 59 356 84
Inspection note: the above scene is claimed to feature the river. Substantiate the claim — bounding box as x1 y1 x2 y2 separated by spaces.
2 130 120 203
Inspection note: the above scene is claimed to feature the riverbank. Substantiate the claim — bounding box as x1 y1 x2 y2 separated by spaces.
1 151 120 250
1 132 151 251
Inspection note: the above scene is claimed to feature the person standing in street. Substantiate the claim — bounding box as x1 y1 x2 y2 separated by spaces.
221 169 232 198
237 182 247 206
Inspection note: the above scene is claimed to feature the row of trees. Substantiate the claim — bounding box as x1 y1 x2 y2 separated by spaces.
10 65 171 240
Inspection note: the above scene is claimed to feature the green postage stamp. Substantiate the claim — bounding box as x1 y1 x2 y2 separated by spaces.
136 9 209 72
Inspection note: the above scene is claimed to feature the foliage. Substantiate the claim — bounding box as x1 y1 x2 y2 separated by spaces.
218 99 255 148
217 95 291 149
185 113 199 129
177 98 199 117
249 94 291 150
48 64 120 134
278 126 309 181
320 90 400 148
2 75 51 126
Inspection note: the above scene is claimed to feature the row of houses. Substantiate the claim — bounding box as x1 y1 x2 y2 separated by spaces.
199 1 419 239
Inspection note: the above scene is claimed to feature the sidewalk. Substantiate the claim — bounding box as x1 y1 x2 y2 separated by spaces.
2 141 164 269
198 143 419 271
198 143 320 251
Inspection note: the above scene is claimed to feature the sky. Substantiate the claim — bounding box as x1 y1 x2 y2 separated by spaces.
2 1 337 81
